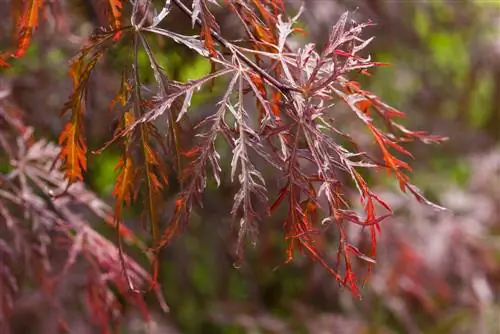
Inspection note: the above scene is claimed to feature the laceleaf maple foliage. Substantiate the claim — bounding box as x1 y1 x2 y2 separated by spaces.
1 0 447 315
0 97 167 333
0 0 124 66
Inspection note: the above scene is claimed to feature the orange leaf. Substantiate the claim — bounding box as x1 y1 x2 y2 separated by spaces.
113 112 136 213
58 121 87 183
355 99 372 115
108 71 131 112
107 0 123 40
113 154 135 217
270 85 283 117
157 196 186 249
197 1 219 57
13 0 44 59
59 50 104 184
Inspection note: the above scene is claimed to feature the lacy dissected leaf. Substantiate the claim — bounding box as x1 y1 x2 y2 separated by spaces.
226 0 283 49
228 76 271 257
285 196 317 261
137 33 186 184
0 110 168 327
268 125 353 294
192 0 220 57
228 2 296 119
139 123 169 244
350 169 390 277
330 77 446 212
58 121 87 183
59 51 103 184
156 74 239 250
58 29 117 184
108 71 132 113
368 124 412 189
113 113 136 219
0 0 44 66
158 196 188 249
278 176 360 296
156 123 217 249
245 71 270 122
13 0 44 59
110 111 154 300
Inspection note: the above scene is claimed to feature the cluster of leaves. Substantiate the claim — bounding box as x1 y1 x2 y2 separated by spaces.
1 0 446 319
0 0 124 67
0 92 167 332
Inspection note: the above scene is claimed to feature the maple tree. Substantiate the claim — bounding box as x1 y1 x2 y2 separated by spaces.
1 0 449 331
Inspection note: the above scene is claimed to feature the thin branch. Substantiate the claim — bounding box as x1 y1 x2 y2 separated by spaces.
170 0 301 96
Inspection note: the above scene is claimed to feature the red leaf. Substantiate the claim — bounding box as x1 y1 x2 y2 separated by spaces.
0 57 11 68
